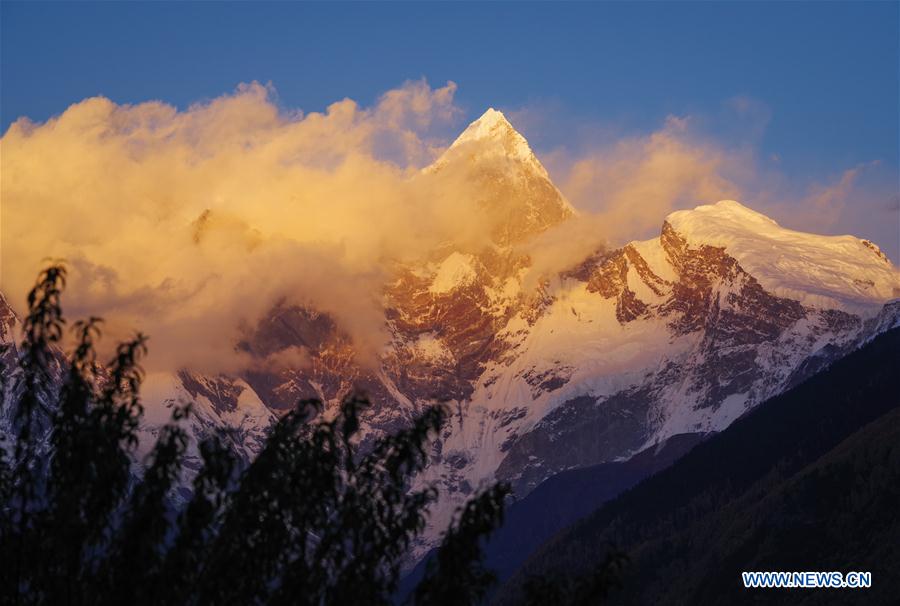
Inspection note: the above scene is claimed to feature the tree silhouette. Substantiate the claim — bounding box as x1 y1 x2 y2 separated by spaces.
0 265 510 606
521 551 627 606
412 483 511 606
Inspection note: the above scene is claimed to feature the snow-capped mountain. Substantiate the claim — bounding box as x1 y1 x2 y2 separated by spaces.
2 109 898 561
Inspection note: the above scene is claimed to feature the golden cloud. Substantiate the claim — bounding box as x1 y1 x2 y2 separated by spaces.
2 82 884 373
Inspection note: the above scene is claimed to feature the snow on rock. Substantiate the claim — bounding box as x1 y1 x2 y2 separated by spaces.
429 252 478 294
666 200 900 313
412 332 454 364
429 108 547 177
137 372 276 477
399 198 900 563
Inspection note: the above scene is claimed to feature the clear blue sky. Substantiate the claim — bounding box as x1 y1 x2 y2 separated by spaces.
2 1 898 252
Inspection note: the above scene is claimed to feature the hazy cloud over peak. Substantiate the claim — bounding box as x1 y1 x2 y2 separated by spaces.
2 81 894 374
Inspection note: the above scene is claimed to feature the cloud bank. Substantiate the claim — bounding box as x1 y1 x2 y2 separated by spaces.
2 82 889 373
1 80 490 371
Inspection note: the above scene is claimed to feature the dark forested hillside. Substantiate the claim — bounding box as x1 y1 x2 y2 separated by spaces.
496 327 900 606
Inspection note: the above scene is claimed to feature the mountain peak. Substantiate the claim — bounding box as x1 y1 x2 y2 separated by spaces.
668 199 778 229
421 107 576 243
450 107 532 160
455 108 515 143
430 107 551 182
663 200 900 312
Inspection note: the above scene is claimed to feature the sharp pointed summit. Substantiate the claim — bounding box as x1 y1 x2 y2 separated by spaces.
454 108 517 143
423 107 575 245
443 108 545 175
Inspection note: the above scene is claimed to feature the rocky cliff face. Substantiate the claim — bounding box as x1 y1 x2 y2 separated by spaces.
2 110 898 561
491 219 897 498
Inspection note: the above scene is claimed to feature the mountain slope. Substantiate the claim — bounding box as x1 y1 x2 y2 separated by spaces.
398 432 705 600
2 110 898 561
495 327 900 605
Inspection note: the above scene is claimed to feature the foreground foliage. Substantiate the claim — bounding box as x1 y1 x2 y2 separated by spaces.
0 266 510 606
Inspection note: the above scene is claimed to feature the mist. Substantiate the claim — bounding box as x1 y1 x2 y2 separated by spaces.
2 81 882 373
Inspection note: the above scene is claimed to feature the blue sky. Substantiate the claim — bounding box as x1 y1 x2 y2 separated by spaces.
2 1 898 256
